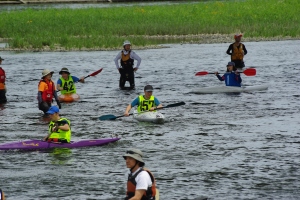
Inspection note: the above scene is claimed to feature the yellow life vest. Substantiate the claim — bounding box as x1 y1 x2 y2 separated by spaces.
231 43 244 61
137 95 156 113
48 118 71 143
60 76 76 95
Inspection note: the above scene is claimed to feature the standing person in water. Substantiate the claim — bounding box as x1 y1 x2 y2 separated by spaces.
215 62 242 87
0 57 7 104
226 34 248 69
114 40 141 90
56 67 84 95
38 69 61 114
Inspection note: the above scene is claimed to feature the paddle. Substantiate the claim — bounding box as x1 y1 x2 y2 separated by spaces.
99 101 186 121
195 68 256 76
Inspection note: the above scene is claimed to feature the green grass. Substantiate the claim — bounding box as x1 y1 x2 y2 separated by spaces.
0 0 299 50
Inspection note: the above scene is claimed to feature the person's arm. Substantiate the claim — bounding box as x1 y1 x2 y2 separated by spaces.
72 76 84 83
150 98 162 111
114 52 122 72
215 72 224 81
57 79 63 91
124 98 139 116
53 89 61 109
226 44 233 55
235 74 242 83
129 190 145 200
243 44 247 55
131 51 141 72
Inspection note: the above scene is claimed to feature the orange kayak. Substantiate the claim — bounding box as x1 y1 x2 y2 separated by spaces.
58 93 80 103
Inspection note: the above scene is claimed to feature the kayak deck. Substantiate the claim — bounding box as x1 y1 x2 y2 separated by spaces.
58 93 80 103
192 85 268 94
133 112 165 124
0 138 120 151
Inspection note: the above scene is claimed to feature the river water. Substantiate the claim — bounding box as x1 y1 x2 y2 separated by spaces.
0 40 299 199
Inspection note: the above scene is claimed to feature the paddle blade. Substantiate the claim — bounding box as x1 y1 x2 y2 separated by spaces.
89 68 103 77
164 102 185 108
99 114 117 121
243 68 256 76
195 71 209 76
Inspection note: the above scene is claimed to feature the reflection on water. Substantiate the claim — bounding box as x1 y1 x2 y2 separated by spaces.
0 40 300 199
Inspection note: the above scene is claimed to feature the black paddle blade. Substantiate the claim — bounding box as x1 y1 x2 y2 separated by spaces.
164 102 185 108
99 115 117 121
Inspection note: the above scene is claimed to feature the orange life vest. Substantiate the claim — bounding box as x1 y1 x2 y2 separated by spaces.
39 79 55 103
121 51 134 69
126 168 156 200
231 43 244 61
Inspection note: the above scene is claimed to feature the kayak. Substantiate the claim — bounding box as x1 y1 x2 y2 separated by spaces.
58 93 80 102
0 137 120 151
133 111 165 124
192 85 268 94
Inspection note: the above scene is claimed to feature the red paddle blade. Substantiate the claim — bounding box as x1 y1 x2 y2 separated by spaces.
195 71 209 76
243 68 256 76
89 68 103 77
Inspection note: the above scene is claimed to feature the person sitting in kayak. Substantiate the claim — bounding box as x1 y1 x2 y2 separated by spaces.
57 67 84 95
38 69 61 114
215 62 242 87
123 148 157 200
124 85 162 116
43 106 71 143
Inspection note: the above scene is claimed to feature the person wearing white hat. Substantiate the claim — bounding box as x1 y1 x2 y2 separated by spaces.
123 149 157 200
226 33 248 68
38 69 61 114
114 40 142 90
0 56 7 104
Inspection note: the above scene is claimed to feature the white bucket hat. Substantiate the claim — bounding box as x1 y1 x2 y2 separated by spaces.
123 40 131 46
42 69 54 78
123 148 145 165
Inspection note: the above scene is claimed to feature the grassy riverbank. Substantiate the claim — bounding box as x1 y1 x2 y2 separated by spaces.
0 0 299 51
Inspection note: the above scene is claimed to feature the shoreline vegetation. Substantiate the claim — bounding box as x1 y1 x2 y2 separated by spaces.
0 0 299 51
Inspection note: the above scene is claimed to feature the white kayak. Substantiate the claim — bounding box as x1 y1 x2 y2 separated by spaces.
192 85 268 94
133 111 165 124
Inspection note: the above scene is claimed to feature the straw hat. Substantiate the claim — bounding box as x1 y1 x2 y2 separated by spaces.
123 148 145 165
42 69 54 78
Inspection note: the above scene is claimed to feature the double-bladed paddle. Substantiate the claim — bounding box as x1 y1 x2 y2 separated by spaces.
195 68 256 76
99 101 186 121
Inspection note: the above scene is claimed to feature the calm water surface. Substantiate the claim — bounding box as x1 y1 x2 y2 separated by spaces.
0 40 299 199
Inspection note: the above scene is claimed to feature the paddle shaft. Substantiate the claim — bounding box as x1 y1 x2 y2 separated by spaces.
99 101 185 121
195 68 256 76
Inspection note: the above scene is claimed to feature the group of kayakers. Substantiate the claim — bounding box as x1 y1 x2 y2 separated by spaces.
0 34 247 200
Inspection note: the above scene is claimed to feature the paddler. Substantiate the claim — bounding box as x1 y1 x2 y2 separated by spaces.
43 106 71 143
38 69 61 114
124 85 162 116
0 56 7 104
114 40 141 90
123 148 157 200
226 33 248 68
215 62 242 87
57 67 84 94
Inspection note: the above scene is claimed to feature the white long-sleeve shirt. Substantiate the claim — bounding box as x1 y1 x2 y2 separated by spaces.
114 50 142 69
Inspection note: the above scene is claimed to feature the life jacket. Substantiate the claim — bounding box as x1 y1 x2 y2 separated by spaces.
126 168 156 200
223 72 242 87
60 76 76 95
137 95 156 113
120 50 134 70
39 79 55 103
0 67 5 84
231 43 244 61
48 118 71 143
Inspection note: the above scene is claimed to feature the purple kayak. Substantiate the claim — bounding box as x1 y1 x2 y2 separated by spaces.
0 138 120 151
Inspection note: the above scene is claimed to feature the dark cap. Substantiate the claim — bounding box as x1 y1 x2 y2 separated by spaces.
227 62 235 67
59 67 70 75
144 85 153 92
